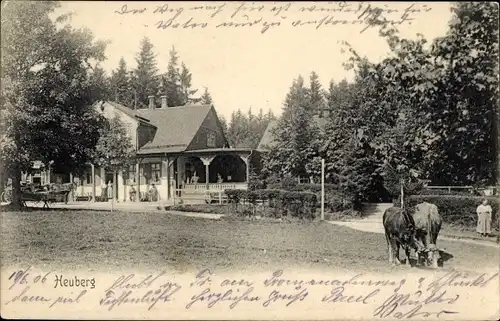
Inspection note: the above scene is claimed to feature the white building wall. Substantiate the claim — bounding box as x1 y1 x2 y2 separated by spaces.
95 102 139 151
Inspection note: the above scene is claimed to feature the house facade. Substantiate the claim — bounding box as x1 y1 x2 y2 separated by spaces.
22 96 260 202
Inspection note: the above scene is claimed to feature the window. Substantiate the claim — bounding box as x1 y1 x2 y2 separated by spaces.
128 164 136 185
86 172 92 185
151 163 161 183
207 132 216 147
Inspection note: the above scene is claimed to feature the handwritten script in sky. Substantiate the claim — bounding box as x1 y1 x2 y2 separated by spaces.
112 2 433 34
2 267 499 319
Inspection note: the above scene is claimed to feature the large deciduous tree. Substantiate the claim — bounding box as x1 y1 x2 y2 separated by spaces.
92 113 134 201
328 1 498 201
0 1 108 207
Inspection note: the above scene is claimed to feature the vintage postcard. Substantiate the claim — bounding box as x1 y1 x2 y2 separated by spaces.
1 1 499 320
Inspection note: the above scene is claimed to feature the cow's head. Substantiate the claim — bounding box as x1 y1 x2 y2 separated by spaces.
400 228 425 252
424 245 440 269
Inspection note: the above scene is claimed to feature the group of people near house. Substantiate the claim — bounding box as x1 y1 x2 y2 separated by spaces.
101 181 159 202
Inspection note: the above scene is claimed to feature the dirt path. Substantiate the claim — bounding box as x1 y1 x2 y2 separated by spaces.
327 215 499 248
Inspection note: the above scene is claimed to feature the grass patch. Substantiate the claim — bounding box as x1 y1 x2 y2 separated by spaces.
323 209 364 221
2 210 498 273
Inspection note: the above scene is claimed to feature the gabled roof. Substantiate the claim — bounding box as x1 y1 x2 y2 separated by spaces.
256 120 278 151
135 104 213 154
98 101 156 127
256 115 330 152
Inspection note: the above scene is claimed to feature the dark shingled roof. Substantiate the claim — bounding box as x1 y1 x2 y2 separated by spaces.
256 115 329 152
256 120 278 151
135 104 213 154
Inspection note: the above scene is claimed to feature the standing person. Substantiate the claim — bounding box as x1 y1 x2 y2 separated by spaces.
107 180 113 201
476 198 492 237
149 183 158 202
101 182 107 202
129 185 136 202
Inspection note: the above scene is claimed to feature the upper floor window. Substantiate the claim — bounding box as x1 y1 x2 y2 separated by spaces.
207 132 216 147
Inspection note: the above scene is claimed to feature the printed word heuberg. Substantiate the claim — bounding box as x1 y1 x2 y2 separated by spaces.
54 275 96 289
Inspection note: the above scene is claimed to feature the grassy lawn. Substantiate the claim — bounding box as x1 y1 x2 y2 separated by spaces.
168 204 499 242
1 210 498 273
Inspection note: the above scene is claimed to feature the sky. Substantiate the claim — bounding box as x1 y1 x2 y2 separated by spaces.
55 1 453 119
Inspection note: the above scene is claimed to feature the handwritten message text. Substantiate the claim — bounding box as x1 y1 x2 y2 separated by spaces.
3 266 498 319
112 2 434 34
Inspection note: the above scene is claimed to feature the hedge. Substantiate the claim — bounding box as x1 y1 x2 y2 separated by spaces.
267 182 338 193
394 195 499 228
225 189 317 220
264 181 355 211
412 189 481 196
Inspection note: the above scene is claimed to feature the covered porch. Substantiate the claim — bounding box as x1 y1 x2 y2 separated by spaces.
132 147 258 202
181 148 253 191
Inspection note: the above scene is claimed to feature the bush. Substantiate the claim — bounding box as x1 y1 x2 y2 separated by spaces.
224 188 317 220
395 195 499 229
167 204 228 214
325 193 345 212
413 189 481 196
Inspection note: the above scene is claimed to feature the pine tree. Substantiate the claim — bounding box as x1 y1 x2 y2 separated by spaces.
133 37 158 109
200 87 213 105
90 65 112 101
264 75 319 178
179 62 198 105
164 46 183 107
110 57 132 106
309 71 324 113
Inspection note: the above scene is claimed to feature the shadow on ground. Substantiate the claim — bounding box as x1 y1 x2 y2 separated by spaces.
403 249 454 269
0 204 161 213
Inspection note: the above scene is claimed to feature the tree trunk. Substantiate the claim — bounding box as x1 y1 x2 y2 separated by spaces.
10 165 23 209
492 98 499 193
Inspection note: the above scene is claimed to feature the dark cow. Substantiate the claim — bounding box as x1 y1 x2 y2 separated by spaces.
412 202 442 269
383 206 425 266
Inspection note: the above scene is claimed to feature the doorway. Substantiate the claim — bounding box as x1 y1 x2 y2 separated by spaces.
105 172 119 199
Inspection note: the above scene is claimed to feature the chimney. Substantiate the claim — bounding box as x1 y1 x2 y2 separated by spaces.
160 95 167 108
148 95 155 110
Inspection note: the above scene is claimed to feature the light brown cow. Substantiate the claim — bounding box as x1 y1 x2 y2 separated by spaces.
412 202 442 269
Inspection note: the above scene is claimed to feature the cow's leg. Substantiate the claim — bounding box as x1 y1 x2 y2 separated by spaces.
385 234 393 264
391 238 401 265
404 246 412 267
417 235 426 266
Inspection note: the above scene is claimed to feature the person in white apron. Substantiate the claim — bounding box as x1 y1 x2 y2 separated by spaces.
476 198 492 237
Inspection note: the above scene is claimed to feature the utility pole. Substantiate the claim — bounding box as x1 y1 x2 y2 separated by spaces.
321 158 325 221
400 178 404 209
